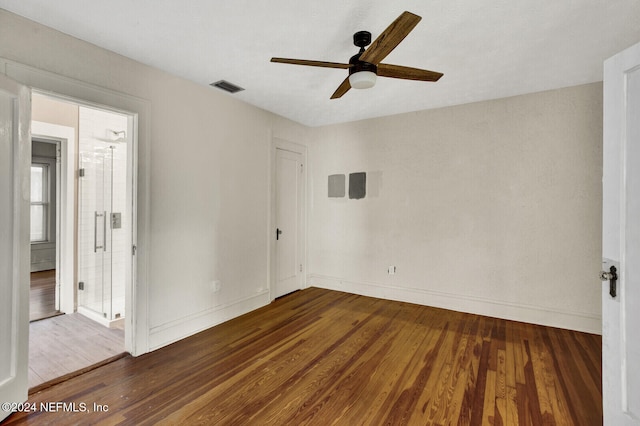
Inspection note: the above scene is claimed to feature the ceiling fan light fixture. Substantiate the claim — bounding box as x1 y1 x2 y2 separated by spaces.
271 12 441 99
349 71 377 89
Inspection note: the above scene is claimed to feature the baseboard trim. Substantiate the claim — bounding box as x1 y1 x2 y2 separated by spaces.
308 274 601 335
30 260 56 273
148 291 271 351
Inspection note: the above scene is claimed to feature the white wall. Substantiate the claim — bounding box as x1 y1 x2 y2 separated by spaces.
308 83 603 333
0 9 310 352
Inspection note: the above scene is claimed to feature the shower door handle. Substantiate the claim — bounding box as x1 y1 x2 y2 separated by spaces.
94 211 107 252
94 212 101 252
103 211 107 251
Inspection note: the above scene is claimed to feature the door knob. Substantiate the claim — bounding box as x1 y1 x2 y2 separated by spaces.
600 265 618 298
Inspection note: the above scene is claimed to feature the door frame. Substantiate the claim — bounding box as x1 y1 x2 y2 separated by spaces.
31 123 75 315
2 58 151 356
269 138 307 300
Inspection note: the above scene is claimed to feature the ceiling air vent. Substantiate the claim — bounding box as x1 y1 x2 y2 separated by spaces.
210 80 244 94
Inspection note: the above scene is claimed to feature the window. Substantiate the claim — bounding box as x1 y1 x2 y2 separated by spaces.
30 163 49 242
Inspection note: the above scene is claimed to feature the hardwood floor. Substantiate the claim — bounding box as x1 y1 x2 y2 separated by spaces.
28 269 126 390
5 288 601 425
30 270 60 322
28 313 126 390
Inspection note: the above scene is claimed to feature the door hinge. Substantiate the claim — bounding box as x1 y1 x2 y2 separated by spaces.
299 264 303 272
132 245 137 255
79 168 85 177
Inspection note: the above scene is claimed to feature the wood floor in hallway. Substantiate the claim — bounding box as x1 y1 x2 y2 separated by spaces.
29 270 60 322
28 313 126 390
6 287 601 425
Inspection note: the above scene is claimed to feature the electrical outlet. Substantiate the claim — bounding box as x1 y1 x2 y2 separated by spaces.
212 280 221 292
388 266 396 275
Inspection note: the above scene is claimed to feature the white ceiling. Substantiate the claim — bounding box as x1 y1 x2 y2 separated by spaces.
2 1 640 127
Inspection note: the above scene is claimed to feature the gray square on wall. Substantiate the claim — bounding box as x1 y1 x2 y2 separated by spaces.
328 174 345 198
349 172 366 199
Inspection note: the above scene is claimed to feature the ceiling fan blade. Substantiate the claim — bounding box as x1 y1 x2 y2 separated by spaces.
359 11 422 65
330 77 351 99
271 57 352 69
377 63 443 82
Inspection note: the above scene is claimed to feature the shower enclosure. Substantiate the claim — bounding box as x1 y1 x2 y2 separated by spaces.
77 106 128 328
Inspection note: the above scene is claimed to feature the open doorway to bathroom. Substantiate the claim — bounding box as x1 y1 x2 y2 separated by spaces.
30 137 61 321
28 93 135 390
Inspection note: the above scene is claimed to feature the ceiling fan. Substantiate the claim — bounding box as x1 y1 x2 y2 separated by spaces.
271 11 443 99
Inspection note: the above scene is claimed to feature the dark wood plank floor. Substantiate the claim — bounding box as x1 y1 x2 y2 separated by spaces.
5 288 601 425
30 270 60 322
29 313 125 390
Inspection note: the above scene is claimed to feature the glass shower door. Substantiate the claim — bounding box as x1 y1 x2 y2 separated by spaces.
77 105 128 327
78 143 114 320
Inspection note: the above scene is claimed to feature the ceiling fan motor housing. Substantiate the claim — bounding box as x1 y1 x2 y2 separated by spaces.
350 31 376 75
349 53 377 76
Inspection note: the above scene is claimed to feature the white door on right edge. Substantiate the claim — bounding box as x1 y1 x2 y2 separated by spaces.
275 148 303 298
602 39 640 426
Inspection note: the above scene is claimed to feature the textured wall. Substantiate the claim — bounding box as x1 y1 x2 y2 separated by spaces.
308 83 603 333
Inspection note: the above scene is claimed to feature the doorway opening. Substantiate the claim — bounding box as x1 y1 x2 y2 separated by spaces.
30 138 61 321
28 92 136 390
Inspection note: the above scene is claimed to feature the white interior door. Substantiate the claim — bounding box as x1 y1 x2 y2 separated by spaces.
0 74 31 421
602 39 640 425
275 148 304 298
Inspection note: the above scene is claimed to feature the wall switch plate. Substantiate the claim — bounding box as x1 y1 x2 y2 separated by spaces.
388 266 396 275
